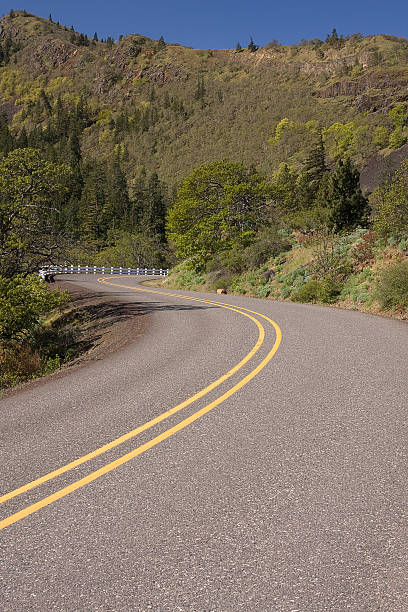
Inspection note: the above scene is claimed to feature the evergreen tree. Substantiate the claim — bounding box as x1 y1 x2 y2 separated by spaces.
93 32 98 42
325 158 368 231
235 42 242 52
49 14 53 22
248 36 258 52
304 132 327 178
40 89 52 116
0 113 15 154
103 155 129 231
79 164 106 242
16 127 28 149
303 131 328 192
157 35 165 49
141 172 167 241
68 131 82 166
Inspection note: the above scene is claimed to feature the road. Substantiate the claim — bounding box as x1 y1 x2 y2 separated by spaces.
1 275 407 611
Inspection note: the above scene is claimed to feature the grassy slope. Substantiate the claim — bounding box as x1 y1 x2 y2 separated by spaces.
155 232 408 320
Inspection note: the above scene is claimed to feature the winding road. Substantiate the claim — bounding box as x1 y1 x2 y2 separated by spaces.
1 275 407 611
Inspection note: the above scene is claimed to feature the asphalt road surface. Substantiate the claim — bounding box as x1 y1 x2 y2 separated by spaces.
1 275 407 611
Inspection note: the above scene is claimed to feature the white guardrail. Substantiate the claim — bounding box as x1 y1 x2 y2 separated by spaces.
39 265 169 279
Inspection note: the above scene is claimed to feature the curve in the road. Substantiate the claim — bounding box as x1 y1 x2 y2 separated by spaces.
0 278 282 530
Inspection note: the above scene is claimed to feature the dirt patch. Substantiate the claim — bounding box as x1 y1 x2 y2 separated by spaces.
53 279 147 365
1 280 148 399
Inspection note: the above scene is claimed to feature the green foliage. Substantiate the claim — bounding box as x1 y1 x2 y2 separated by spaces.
372 159 408 236
375 261 408 309
167 161 273 267
324 158 368 232
388 103 408 147
291 278 341 303
94 231 168 268
0 148 71 276
244 227 291 268
166 261 206 290
0 275 66 343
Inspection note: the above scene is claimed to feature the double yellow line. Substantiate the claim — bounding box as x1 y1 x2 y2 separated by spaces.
0 279 282 530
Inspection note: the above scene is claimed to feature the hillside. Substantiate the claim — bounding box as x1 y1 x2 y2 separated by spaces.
1 10 408 188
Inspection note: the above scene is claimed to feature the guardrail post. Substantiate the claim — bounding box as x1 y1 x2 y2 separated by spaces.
102 266 105 275
85 266 89 274
77 264 80 274
119 267 122 275
127 268 130 275
110 267 113 275
160 268 162 276
93 266 97 275
136 268 139 275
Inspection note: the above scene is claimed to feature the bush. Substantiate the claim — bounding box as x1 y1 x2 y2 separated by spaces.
0 275 67 343
292 278 342 304
244 228 290 269
375 261 408 309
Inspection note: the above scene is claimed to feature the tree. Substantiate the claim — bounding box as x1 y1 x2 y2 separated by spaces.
325 158 368 231
166 161 272 267
141 172 168 241
0 148 71 277
93 32 98 42
0 275 66 343
372 159 408 236
102 155 129 231
94 231 167 268
157 35 165 49
303 131 327 185
235 42 242 52
248 36 258 52
49 14 53 22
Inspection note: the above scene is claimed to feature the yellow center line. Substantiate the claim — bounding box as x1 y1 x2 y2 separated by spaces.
0 278 282 530
1 282 264 505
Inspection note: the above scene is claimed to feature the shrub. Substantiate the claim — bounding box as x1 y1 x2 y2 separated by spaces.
375 261 408 309
244 227 290 269
292 278 342 304
0 275 67 343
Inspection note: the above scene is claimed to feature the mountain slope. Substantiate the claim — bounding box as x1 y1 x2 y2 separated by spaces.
1 11 408 188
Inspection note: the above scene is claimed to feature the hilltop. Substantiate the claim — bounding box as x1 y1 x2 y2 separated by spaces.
1 10 408 188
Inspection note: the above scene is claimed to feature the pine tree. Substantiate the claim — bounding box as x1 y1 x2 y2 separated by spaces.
69 131 82 166
79 164 106 242
40 89 52 116
93 32 98 42
141 172 167 241
157 35 165 49
325 158 368 231
103 155 129 231
49 14 53 22
304 132 327 186
235 42 242 52
0 113 15 154
248 36 258 52
16 126 28 148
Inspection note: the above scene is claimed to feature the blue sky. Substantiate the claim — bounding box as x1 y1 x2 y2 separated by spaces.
7 1 408 48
